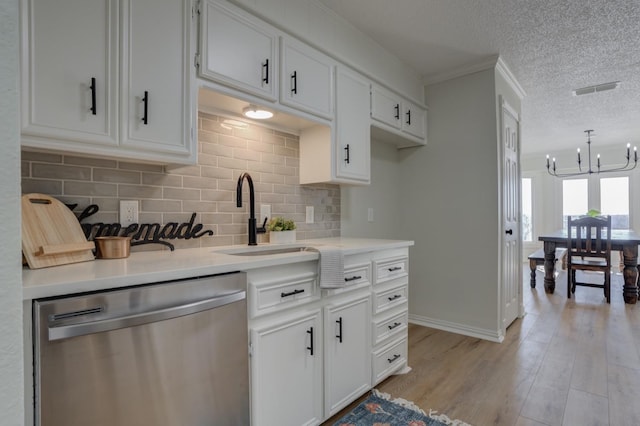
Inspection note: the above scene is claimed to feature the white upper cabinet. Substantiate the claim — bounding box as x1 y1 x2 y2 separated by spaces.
21 0 196 164
401 98 426 140
335 66 370 183
280 36 334 119
21 0 119 147
200 0 277 101
370 84 427 146
299 66 370 185
120 0 193 158
371 85 402 130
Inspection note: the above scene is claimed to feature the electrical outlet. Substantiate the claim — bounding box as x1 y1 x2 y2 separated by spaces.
306 206 314 224
367 207 374 223
260 204 271 224
119 200 139 226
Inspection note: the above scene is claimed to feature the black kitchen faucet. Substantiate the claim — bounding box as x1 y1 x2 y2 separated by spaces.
236 172 267 245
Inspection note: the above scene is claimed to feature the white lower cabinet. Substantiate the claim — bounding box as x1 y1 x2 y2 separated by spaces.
324 291 371 418
250 308 323 426
248 246 410 425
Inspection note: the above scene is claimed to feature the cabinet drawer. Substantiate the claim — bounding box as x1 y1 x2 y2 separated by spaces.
344 262 371 286
249 272 318 318
373 308 408 347
374 256 408 284
372 336 407 385
373 280 408 315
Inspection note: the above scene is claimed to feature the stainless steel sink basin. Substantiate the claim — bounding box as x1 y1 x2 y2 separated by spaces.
215 245 311 256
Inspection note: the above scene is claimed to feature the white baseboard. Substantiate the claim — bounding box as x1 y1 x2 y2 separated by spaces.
409 314 504 343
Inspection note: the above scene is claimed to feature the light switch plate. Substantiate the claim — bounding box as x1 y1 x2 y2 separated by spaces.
306 206 314 224
367 207 374 222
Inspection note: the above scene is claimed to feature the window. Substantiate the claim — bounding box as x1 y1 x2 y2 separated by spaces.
600 177 629 229
521 178 533 241
562 179 588 228
561 175 630 229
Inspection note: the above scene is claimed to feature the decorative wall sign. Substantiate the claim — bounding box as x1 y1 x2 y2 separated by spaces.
74 204 214 251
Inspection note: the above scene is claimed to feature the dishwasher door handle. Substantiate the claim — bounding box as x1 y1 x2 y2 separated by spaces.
48 290 246 341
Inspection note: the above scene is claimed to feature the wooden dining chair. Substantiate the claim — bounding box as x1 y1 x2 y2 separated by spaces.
567 215 612 303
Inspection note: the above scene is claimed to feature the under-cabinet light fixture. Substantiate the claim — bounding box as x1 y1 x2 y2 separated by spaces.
243 105 273 120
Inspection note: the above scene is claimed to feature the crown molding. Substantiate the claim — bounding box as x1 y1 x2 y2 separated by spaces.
495 57 526 100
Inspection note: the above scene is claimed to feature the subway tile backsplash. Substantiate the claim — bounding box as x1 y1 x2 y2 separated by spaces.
21 112 341 250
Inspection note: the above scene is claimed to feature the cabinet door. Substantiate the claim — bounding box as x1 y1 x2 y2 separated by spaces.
324 294 371 418
21 0 118 147
335 66 370 183
251 310 323 426
200 0 277 101
120 0 194 161
402 99 427 140
280 37 334 119
370 85 402 129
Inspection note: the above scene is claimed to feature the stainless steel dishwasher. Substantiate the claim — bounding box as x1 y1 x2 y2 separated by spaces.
33 272 249 426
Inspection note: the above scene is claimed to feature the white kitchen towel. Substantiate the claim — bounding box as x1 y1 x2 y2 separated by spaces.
311 245 345 288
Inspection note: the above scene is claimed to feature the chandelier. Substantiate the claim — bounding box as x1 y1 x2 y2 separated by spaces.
546 130 638 177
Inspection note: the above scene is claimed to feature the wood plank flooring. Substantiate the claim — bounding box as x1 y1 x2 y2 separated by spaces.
323 268 640 426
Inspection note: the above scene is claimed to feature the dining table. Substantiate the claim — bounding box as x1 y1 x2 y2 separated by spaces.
538 229 640 304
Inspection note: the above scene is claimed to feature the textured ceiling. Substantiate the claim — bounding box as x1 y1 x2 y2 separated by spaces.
320 0 640 155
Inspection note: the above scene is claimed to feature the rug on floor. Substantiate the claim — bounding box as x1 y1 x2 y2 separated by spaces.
333 389 472 426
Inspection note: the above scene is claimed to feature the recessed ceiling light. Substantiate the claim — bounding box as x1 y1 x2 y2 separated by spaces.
243 105 273 120
573 81 620 96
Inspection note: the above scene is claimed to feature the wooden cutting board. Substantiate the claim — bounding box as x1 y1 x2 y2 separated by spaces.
22 193 95 269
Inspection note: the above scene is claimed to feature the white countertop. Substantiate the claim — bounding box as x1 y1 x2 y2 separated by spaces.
22 237 413 300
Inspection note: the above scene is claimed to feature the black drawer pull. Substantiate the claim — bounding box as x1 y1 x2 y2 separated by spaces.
141 91 149 125
291 70 297 94
406 109 411 125
281 289 304 298
387 322 402 330
388 294 402 302
307 327 314 355
394 103 400 120
344 275 362 282
336 317 343 343
388 266 402 272
262 59 269 84
387 354 401 363
89 77 97 115
344 144 350 164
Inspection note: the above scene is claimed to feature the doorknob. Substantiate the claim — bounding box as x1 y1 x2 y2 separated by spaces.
505 229 513 235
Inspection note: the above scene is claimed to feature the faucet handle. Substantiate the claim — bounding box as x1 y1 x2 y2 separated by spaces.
257 216 268 234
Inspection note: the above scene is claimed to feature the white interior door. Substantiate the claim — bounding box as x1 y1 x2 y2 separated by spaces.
501 97 521 331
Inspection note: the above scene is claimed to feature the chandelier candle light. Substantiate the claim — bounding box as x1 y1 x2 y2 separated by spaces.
546 130 638 177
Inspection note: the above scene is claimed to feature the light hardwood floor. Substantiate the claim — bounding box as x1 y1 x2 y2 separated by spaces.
324 268 640 426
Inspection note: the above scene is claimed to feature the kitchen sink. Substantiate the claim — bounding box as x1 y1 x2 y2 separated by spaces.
215 245 312 256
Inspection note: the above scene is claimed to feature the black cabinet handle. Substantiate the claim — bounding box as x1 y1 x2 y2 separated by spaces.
291 71 297 94
388 294 402 302
281 288 304 298
406 109 411 125
336 317 343 343
141 91 149 125
344 144 350 164
89 77 96 115
394 103 400 120
387 354 401 363
505 229 513 235
344 275 362 282
388 322 402 330
388 266 402 272
262 59 269 84
307 327 314 355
